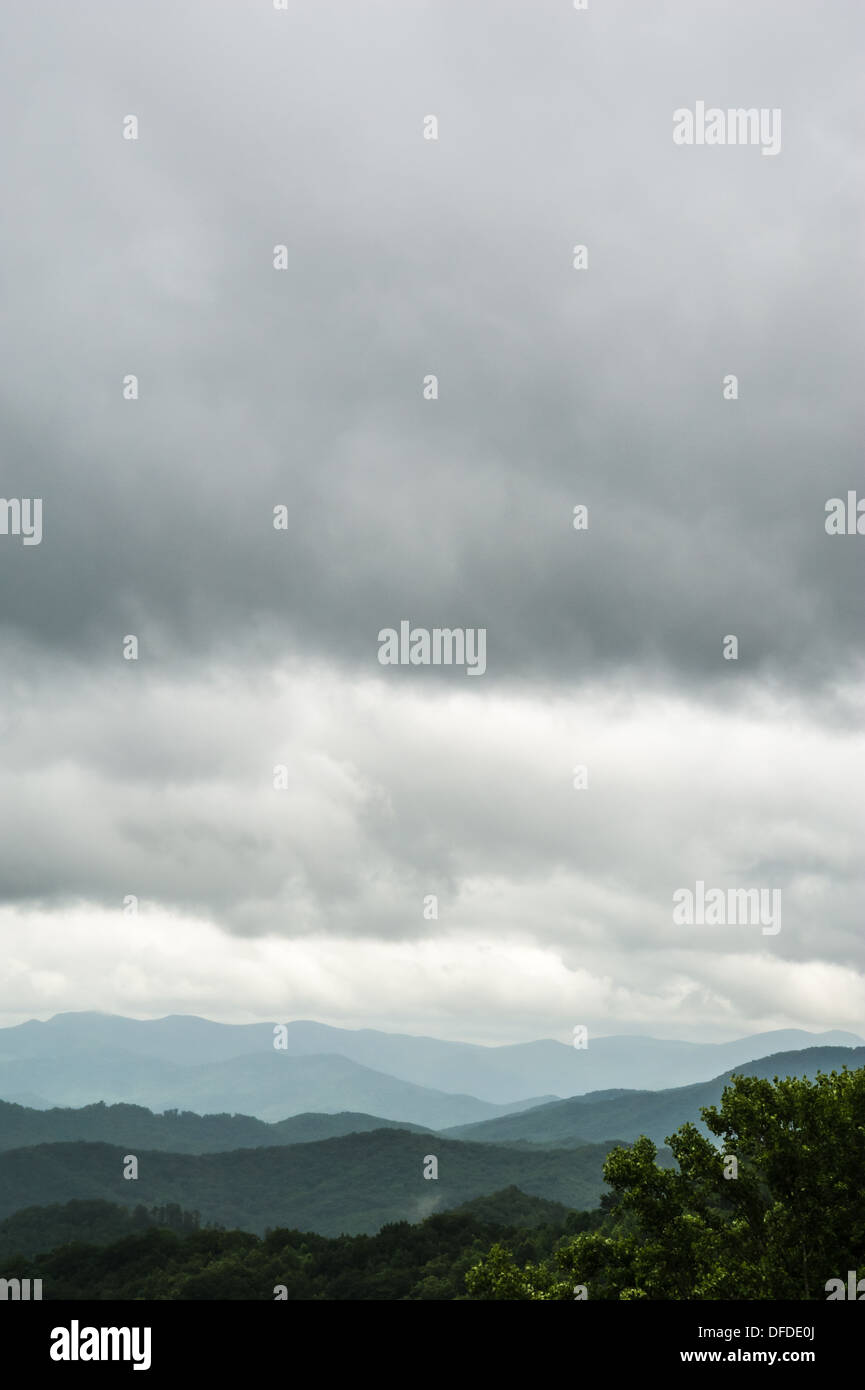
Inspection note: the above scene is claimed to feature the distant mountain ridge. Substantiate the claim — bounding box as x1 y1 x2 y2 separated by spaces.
0 1046 552 1131
445 1046 865 1147
0 1012 859 1105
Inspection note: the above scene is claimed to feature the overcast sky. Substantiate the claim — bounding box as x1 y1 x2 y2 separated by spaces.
0 0 862 1044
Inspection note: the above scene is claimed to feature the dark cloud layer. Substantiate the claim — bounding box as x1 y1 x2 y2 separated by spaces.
0 0 861 690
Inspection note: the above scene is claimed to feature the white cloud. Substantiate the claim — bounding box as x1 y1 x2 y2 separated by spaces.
1 663 862 1041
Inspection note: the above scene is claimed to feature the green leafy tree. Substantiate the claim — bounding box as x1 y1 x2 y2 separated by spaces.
468 1067 865 1301
465 1242 571 1300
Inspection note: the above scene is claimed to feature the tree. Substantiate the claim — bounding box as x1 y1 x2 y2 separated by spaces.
466 1242 571 1300
467 1067 865 1301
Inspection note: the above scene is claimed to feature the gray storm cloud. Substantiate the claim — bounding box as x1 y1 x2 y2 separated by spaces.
0 0 861 686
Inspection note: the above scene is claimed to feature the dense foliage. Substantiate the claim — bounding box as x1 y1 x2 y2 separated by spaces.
466 1068 865 1299
0 1200 202 1262
1 1190 600 1300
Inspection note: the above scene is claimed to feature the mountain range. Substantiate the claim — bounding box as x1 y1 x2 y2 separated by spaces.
1 1014 862 1243
0 1013 859 1118
0 1041 861 1238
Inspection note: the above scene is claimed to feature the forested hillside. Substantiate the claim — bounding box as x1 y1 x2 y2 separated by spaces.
0 1130 622 1236
0 1099 428 1153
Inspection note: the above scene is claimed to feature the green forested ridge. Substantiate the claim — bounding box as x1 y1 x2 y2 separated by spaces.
0 1129 620 1237
0 1099 429 1153
0 1186 572 1264
449 1185 573 1227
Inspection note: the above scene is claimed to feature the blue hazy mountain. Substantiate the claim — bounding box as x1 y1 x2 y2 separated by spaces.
0 1013 859 1105
0 1045 554 1130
